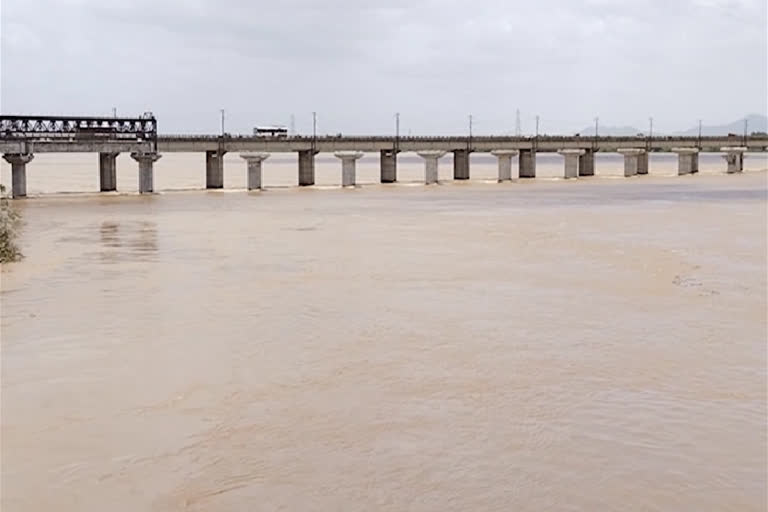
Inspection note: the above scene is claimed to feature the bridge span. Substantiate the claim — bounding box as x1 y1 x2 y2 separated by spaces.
1 115 766 197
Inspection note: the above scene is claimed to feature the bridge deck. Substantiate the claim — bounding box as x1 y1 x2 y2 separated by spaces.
0 135 766 154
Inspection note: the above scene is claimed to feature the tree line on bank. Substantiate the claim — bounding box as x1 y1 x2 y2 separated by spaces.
0 185 22 263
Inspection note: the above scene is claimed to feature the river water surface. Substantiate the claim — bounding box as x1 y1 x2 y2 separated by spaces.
1 154 767 511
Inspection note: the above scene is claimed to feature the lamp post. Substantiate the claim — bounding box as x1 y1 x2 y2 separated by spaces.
468 114 473 150
311 111 317 151
698 119 703 148
395 112 400 152
220 109 225 136
744 118 748 144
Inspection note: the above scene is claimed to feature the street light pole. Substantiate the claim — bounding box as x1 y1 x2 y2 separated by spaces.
698 119 703 148
649 117 653 139
312 111 317 139
744 118 748 146
220 109 225 136
468 114 473 151
535 115 539 137
594 116 599 138
395 112 400 152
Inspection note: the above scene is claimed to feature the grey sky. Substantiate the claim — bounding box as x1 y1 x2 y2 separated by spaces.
1 0 766 135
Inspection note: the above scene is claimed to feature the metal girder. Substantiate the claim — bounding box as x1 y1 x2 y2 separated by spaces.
0 114 157 145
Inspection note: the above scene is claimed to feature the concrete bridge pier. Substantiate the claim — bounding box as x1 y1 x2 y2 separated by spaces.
99 152 119 192
617 148 646 177
335 151 364 187
417 151 446 184
491 150 519 181
380 150 397 183
2 154 34 198
519 149 536 178
579 150 595 176
558 149 585 178
240 153 270 190
453 149 470 180
637 152 649 175
721 147 746 173
205 150 226 189
298 150 316 186
672 148 699 175
131 152 161 194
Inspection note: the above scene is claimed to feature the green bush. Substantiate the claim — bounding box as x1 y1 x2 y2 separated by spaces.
0 184 23 263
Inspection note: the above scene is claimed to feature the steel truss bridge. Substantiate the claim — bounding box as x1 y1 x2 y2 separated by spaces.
0 114 157 145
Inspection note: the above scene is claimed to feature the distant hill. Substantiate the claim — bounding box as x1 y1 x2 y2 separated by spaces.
675 114 767 136
575 114 766 136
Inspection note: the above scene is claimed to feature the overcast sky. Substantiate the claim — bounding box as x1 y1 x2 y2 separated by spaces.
1 0 766 135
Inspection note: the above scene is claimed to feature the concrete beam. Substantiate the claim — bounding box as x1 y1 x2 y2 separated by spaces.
205 150 225 189
579 150 595 176
672 148 699 175
99 152 119 192
617 148 646 177
558 149 585 178
130 152 161 194
240 153 270 190
491 149 519 181
334 151 364 187
721 147 746 173
519 149 536 178
417 150 446 184
2 153 34 198
453 149 470 180
298 150 316 186
380 150 397 183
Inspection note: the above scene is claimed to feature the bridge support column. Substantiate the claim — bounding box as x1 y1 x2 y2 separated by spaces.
721 147 746 173
579 149 595 176
617 148 645 177
417 151 446 184
672 148 699 175
453 149 470 180
99 152 119 192
637 152 649 175
206 150 225 189
380 150 397 183
240 153 270 190
298 150 316 186
335 151 363 187
2 154 33 198
131 152 161 194
519 149 536 178
558 149 585 178
491 150 519 181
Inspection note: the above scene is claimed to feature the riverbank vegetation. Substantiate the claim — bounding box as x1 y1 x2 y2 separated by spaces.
0 185 22 263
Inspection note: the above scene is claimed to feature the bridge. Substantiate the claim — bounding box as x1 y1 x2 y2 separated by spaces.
1 114 766 197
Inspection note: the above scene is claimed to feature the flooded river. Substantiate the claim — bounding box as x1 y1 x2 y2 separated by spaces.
1 154 766 511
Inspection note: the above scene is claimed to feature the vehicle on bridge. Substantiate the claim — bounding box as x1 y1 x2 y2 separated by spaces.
253 126 288 138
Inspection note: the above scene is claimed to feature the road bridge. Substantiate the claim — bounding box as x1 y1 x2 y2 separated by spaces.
1 115 766 197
